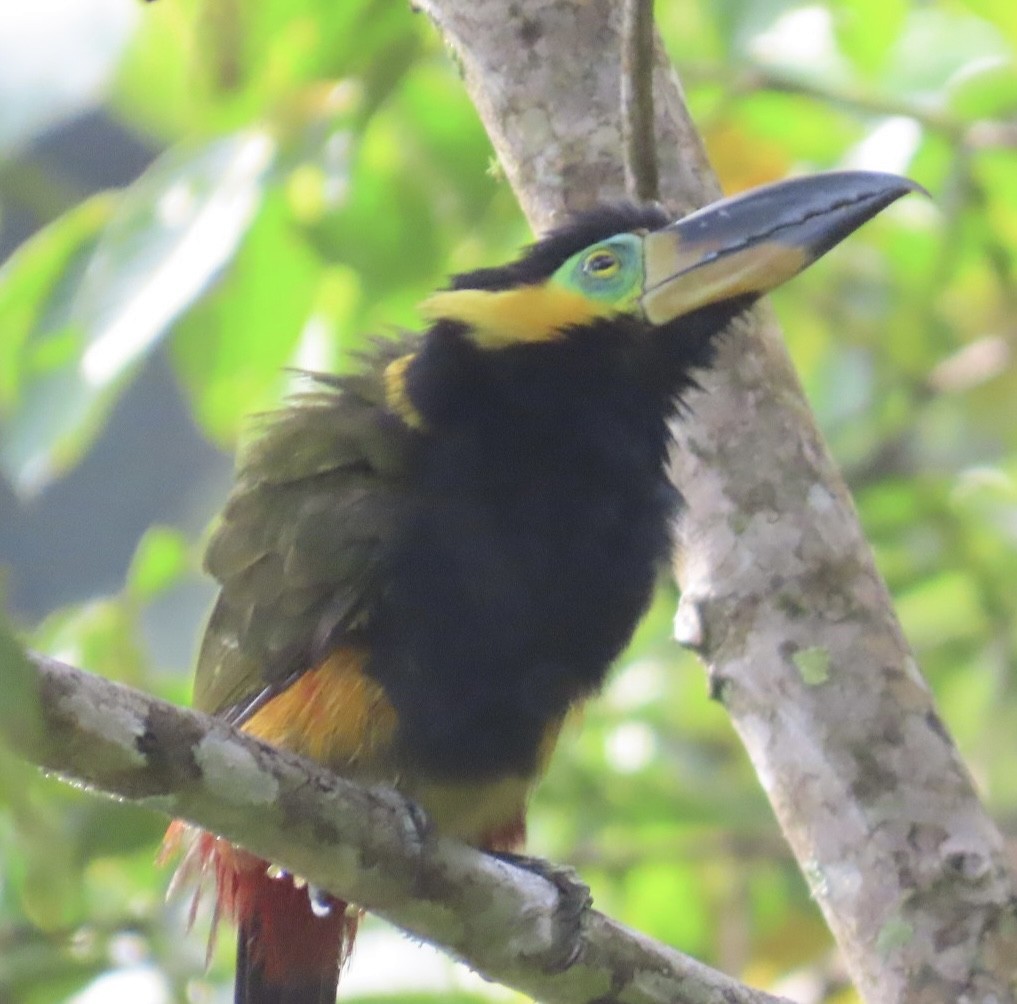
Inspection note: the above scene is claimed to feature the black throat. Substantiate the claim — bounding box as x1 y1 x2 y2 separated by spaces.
368 306 737 781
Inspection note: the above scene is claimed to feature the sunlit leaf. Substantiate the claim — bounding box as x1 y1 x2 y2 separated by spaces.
31 600 147 689
0 131 276 494
947 56 1017 118
0 614 44 759
744 4 855 87
0 621 89 932
169 191 320 445
74 129 276 389
896 570 988 650
109 0 196 137
831 0 907 77
727 92 863 167
880 8 1011 95
621 860 710 954
126 526 190 601
0 195 114 410
954 0 1017 51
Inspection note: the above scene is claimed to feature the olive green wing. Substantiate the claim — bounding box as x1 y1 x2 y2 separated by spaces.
192 366 413 722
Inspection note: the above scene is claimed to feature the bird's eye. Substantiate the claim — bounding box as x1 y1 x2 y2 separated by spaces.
582 249 621 278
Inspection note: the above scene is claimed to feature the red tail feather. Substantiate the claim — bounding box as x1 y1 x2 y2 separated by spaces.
163 825 358 1004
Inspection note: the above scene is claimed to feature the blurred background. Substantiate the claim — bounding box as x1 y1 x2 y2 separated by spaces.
0 0 1014 1001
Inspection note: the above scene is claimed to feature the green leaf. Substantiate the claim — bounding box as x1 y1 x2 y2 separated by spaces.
0 325 110 496
733 91 863 166
880 8 1011 95
0 194 114 411
31 601 147 690
947 56 1017 119
896 570 988 651
0 131 276 494
0 615 44 761
127 527 190 601
955 0 1017 52
832 0 907 77
110 0 197 137
72 129 277 387
170 191 321 445
621 860 710 954
0 621 86 931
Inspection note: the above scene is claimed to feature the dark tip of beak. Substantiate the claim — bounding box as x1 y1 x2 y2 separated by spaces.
640 171 926 325
766 171 928 261
668 170 927 265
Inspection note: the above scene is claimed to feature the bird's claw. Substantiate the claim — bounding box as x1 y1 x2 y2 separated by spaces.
493 852 591 971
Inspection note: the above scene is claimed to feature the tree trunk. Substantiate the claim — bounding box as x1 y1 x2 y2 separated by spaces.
415 1 1017 1001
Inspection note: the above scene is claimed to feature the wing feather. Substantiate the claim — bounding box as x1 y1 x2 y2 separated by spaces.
193 352 414 721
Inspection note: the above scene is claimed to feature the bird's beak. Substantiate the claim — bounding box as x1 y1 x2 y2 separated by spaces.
640 171 926 325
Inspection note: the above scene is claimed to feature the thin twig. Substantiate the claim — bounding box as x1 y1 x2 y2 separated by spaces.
620 0 659 202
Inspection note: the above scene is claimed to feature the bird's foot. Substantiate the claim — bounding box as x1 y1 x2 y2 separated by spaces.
492 852 591 971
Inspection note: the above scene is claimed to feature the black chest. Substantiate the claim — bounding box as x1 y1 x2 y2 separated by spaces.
368 332 679 780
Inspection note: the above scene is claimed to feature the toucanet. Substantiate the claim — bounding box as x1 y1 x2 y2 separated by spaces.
163 170 920 1004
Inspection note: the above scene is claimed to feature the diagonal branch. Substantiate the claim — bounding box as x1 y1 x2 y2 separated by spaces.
414 2 1017 1002
0 645 788 1004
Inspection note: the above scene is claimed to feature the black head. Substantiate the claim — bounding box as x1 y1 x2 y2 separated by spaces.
392 171 922 425
417 171 922 352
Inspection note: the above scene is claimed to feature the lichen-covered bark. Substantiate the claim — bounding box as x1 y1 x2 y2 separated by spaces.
3 649 790 1004
415 2 1017 1001
417 0 716 230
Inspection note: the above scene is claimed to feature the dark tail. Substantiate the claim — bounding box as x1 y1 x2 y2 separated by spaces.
236 921 340 1003
235 890 353 1004
226 854 357 1004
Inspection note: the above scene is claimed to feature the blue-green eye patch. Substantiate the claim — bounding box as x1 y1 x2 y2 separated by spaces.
550 233 646 311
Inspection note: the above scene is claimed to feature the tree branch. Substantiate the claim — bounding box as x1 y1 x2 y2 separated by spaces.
0 647 788 1004
415 2 1017 1001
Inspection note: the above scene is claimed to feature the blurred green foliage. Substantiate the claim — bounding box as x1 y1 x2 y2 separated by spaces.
1 0 1015 1001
